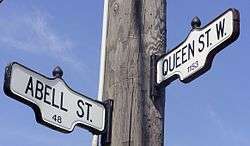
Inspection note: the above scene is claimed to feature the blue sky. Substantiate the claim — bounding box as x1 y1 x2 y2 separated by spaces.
0 0 249 146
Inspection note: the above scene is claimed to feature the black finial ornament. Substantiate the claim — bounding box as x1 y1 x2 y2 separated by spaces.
52 66 63 78
191 16 201 29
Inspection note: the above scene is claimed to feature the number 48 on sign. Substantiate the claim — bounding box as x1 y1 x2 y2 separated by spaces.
4 62 112 134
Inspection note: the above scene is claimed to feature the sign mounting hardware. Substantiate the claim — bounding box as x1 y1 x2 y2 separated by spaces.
151 8 240 97
4 62 113 134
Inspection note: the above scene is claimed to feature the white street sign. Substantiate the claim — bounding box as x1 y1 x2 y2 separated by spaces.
4 62 106 133
156 8 240 85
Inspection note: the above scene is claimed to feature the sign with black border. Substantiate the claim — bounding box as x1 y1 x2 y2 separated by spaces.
4 62 106 134
156 8 240 86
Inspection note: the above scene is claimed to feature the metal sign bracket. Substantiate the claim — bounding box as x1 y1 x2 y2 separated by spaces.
150 53 166 100
101 99 114 145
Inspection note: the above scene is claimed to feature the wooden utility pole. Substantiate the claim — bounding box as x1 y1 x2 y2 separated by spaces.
102 0 166 145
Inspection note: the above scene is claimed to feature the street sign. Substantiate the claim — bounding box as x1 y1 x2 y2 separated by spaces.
156 8 240 86
4 62 106 134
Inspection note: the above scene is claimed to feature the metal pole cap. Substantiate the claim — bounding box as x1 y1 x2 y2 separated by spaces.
52 66 63 78
191 16 201 29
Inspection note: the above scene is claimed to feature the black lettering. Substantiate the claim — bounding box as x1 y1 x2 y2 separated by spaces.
85 102 92 121
181 45 187 64
205 29 211 47
162 59 168 76
52 88 59 108
198 34 205 52
76 100 84 118
35 80 43 100
25 76 34 97
169 54 175 72
44 85 51 105
188 41 194 60
60 92 68 112
216 18 225 40
176 49 181 68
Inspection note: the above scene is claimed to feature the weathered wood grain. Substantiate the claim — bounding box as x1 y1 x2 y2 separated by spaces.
102 0 166 145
